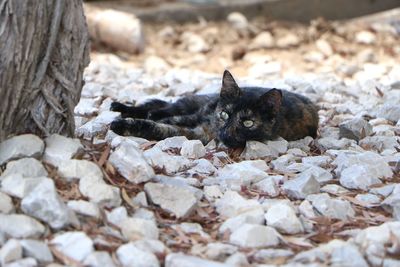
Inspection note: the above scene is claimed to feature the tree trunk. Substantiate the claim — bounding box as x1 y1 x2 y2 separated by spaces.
0 0 90 141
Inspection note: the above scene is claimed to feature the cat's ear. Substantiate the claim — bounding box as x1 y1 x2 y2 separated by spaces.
221 70 241 100
259 89 282 114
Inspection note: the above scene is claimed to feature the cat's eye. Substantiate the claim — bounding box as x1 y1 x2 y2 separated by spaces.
219 111 229 120
243 120 254 128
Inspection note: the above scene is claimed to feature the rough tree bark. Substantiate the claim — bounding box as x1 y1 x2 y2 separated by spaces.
0 0 90 141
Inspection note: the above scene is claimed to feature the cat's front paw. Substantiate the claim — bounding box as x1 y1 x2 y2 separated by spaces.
110 118 127 135
110 102 127 113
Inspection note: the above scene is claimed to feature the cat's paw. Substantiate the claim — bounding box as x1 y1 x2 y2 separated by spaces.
110 119 127 135
110 102 127 112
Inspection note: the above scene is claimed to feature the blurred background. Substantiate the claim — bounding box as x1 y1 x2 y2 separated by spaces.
83 0 400 83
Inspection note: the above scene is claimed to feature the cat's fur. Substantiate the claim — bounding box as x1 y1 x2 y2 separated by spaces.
110 70 319 147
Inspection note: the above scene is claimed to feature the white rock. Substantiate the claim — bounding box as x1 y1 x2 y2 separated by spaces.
109 141 154 183
205 243 238 261
354 222 400 264
173 223 210 239
144 56 170 75
21 178 74 229
318 137 355 150
339 118 373 141
276 33 301 48
250 31 274 50
0 134 44 165
84 251 116 267
307 193 355 220
369 184 395 197
224 252 249 266
51 232 94 262
132 208 156 222
302 155 331 167
166 253 231 267
120 218 159 240
151 175 203 200
57 159 103 181
181 32 209 53
253 248 294 262
215 191 261 218
376 104 400 122
334 151 392 178
321 184 349 195
43 134 82 166
299 200 317 219
316 39 333 56
180 140 206 159
67 200 100 218
189 159 217 175
0 158 47 180
4 257 37 267
106 207 128 226
79 177 121 207
74 97 101 116
216 160 269 187
0 192 14 213
251 177 280 197
355 31 376 44
340 165 382 190
132 239 166 255
20 240 53 263
144 147 191 174
132 191 149 207
0 214 45 238
283 174 320 199
227 12 250 35
76 111 119 139
144 182 197 218
360 136 400 152
298 165 333 183
355 193 381 207
1 174 48 199
230 224 281 248
0 239 22 265
241 140 287 159
117 243 160 267
271 154 297 173
154 136 188 151
219 207 265 234
204 185 223 201
265 203 304 234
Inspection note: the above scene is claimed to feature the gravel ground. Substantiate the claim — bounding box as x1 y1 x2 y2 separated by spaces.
1 12 400 267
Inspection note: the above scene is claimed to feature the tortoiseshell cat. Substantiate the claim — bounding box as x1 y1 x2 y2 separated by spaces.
110 70 318 147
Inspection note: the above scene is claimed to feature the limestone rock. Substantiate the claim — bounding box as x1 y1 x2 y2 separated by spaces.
120 218 159 240
339 118 373 141
0 214 45 238
166 253 231 267
219 207 265 234
51 232 94 262
43 134 82 167
109 141 154 183
20 240 53 263
230 224 281 248
0 134 44 165
21 178 75 229
307 193 355 220
144 147 191 174
265 203 304 234
67 200 100 219
283 174 320 199
216 160 269 187
57 159 103 181
180 140 206 159
117 243 160 267
0 192 14 213
144 182 197 218
84 251 116 267
0 158 47 180
339 165 382 190
215 191 261 218
0 239 22 265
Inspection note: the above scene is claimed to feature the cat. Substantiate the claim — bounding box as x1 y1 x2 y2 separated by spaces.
110 70 319 148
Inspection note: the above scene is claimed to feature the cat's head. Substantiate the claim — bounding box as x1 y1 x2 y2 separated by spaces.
215 70 282 147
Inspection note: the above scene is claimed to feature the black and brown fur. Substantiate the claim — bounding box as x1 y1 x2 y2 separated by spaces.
110 70 319 148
